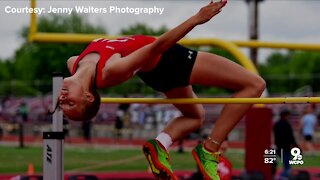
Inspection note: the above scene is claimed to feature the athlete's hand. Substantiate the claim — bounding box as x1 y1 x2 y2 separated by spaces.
193 0 227 25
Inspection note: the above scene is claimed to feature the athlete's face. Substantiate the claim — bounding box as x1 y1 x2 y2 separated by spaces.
59 77 86 120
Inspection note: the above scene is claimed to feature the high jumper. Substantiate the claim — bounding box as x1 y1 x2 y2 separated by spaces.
58 0 266 179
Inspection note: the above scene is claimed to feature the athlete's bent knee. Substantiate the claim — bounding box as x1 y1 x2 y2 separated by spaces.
249 76 266 97
189 108 206 129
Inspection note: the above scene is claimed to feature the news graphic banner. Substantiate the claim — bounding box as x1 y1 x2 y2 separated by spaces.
263 147 304 165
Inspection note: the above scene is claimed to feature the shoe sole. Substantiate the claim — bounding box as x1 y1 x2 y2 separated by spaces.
143 142 177 180
192 149 216 180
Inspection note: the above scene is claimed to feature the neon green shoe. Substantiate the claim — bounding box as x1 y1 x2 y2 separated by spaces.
192 144 221 180
142 139 177 180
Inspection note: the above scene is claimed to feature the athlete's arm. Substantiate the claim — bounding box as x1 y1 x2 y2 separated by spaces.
103 1 227 84
150 0 227 55
67 56 78 73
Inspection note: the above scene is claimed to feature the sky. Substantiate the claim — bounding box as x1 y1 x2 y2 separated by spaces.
0 0 320 64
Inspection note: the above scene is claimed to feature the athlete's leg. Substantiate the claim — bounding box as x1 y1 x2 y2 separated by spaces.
162 87 223 180
143 86 205 180
190 52 266 152
162 86 205 141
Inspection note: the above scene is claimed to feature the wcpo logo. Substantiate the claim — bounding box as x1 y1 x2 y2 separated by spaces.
289 147 304 165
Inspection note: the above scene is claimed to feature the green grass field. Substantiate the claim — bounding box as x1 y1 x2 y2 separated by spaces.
0 145 318 174
0 145 240 174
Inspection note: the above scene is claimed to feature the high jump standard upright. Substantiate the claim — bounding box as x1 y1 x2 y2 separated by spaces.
43 72 64 180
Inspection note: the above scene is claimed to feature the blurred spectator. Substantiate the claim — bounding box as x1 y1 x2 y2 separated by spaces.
119 105 131 126
129 103 143 138
17 101 29 122
177 139 185 153
138 105 146 125
114 110 124 138
115 100 131 138
15 101 29 148
300 104 317 155
129 104 140 125
118 101 131 112
143 105 155 131
154 104 165 134
82 120 92 142
273 109 299 178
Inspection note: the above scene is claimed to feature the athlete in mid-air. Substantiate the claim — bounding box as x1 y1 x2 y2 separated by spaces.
59 0 266 179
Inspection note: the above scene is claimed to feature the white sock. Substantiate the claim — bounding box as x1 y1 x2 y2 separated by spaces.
156 132 173 150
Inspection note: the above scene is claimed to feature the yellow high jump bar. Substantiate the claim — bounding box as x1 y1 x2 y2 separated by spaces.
100 97 320 104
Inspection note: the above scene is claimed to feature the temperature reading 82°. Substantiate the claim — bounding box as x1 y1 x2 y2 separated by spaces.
264 149 277 164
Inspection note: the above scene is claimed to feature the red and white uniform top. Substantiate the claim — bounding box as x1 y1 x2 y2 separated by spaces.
72 35 157 89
